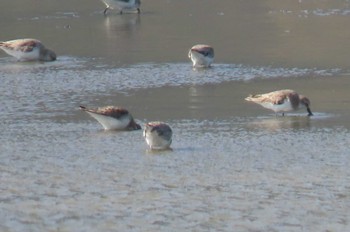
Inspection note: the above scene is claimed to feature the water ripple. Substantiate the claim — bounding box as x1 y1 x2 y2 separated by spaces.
0 57 343 120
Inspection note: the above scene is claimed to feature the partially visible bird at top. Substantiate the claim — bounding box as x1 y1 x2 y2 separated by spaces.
101 0 141 15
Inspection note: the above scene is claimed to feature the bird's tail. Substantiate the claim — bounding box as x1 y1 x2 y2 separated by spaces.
245 94 261 102
79 105 88 111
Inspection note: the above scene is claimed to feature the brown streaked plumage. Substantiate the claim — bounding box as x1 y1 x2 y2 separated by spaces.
245 89 313 116
0 38 56 61
79 105 141 130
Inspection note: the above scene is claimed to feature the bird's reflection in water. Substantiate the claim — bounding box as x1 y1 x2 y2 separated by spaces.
104 14 141 37
188 86 201 110
247 115 312 132
102 14 141 62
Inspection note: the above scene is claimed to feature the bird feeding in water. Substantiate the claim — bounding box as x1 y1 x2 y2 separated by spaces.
188 44 214 68
245 89 313 116
143 122 173 150
0 38 56 62
80 105 141 131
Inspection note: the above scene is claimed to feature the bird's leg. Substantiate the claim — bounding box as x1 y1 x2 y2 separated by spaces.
103 6 110 15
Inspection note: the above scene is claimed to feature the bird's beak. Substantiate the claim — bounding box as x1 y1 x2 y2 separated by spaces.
127 120 141 130
307 107 313 116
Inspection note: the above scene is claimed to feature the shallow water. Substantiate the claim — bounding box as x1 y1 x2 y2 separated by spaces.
1 0 350 231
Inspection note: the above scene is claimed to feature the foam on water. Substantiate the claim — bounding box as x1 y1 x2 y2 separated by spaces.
270 8 350 17
0 56 342 91
17 11 80 21
0 56 343 120
0 57 332 122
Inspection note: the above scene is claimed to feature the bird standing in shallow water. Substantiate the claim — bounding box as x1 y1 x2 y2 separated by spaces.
101 0 141 15
0 38 56 62
188 44 214 68
245 89 313 116
80 106 141 131
143 122 173 150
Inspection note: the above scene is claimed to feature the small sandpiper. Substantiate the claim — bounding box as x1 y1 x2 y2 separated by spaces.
0 38 56 62
143 122 173 150
245 89 313 116
188 44 214 68
80 105 141 130
101 0 141 15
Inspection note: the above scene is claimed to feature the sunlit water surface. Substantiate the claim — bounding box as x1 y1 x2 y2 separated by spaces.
1 0 350 231
1 58 350 231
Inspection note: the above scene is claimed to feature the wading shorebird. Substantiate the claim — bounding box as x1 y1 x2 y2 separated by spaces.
143 122 173 150
0 38 56 62
101 0 141 15
245 89 313 116
188 44 214 68
80 105 141 130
